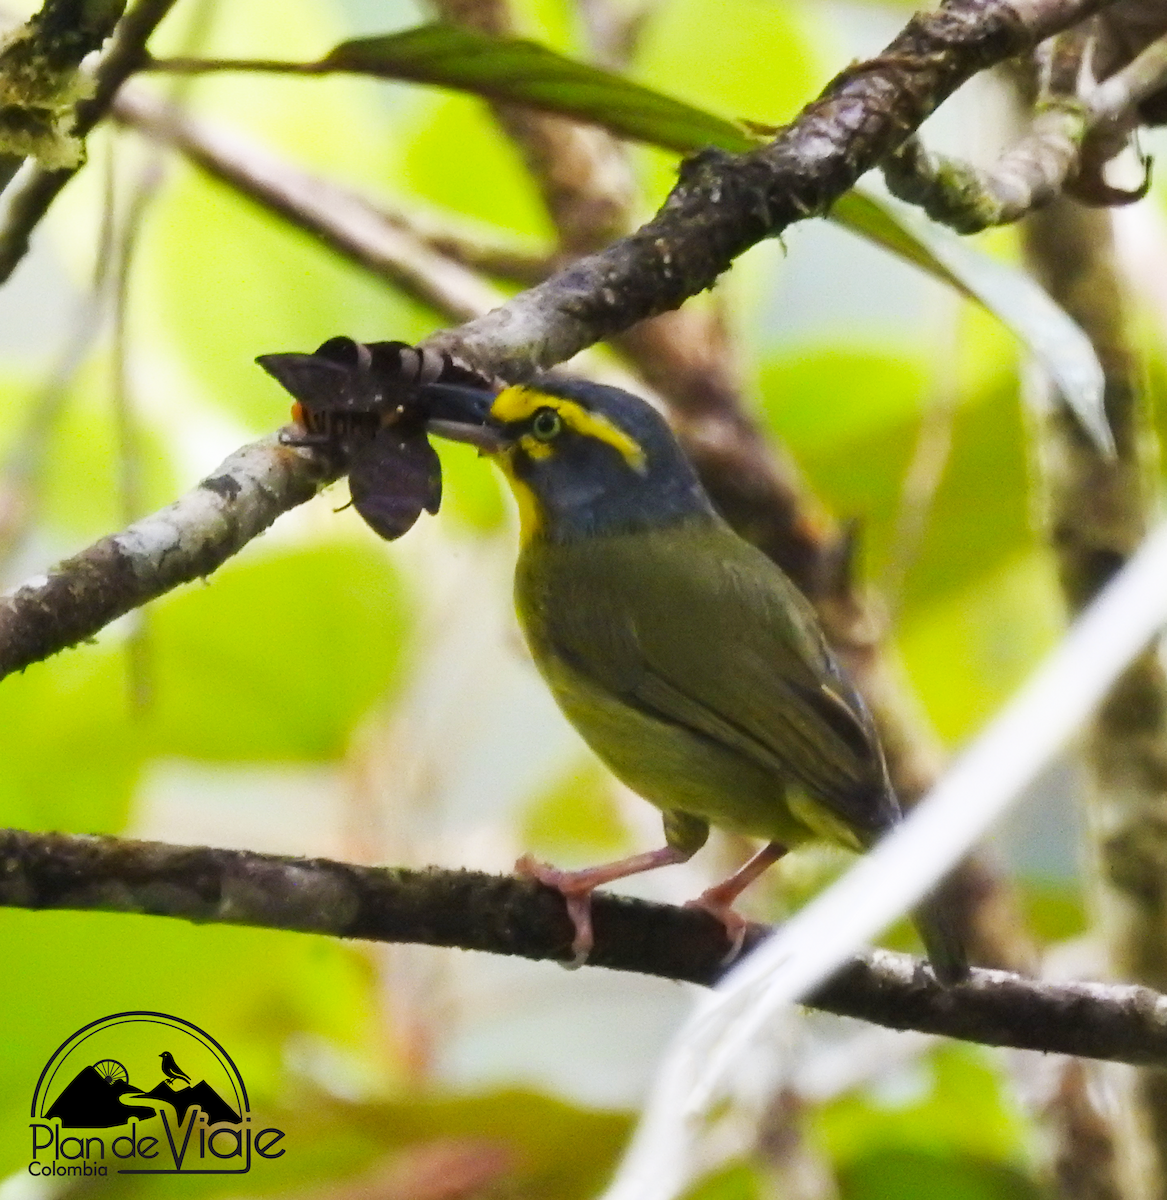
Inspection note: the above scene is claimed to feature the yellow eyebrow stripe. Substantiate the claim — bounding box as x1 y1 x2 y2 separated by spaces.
491 386 646 472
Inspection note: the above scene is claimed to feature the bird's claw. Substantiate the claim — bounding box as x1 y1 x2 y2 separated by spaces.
684 894 750 965
515 854 595 967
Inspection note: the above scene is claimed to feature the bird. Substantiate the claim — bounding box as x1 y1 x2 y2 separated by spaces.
159 1052 192 1086
423 376 968 984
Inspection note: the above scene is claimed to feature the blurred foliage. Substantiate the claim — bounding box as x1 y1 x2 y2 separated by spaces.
678 1162 768 1200
815 1046 1029 1164
520 754 631 862
1021 879 1089 942
402 93 554 235
0 0 1156 1195
836 1150 1041 1200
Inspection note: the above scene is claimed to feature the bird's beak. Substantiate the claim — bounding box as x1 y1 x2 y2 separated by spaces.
421 384 510 454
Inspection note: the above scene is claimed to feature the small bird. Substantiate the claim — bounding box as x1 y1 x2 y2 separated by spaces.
159 1052 191 1086
424 377 967 983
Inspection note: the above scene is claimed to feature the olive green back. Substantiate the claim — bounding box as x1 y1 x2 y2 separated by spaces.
515 516 898 848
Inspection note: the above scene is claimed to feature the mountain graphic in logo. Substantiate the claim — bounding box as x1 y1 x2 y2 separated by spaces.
44 1064 155 1129
134 1079 240 1125
30 1011 278 1178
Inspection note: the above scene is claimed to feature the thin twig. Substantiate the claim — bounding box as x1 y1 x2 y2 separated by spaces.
883 106 1089 234
1092 30 1167 114
111 86 510 321
884 27 1167 233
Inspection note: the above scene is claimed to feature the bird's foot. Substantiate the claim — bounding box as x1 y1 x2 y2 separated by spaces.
516 843 694 967
684 890 751 964
515 854 596 968
683 841 787 964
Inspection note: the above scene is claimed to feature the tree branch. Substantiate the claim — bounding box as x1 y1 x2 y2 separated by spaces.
3 826 1167 1069
0 435 338 679
0 0 128 176
0 0 1121 680
423 0 1119 377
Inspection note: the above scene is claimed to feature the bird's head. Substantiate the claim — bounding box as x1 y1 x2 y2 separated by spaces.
424 378 713 541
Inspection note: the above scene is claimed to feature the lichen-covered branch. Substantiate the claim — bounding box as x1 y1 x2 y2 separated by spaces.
883 107 1088 234
0 0 128 171
0 0 177 282
884 13 1167 234
0 436 338 679
2 826 1167 1067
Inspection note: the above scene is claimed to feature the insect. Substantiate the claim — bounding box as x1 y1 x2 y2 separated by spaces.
258 337 490 540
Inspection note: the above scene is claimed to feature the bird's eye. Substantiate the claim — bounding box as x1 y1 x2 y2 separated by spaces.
531 408 562 441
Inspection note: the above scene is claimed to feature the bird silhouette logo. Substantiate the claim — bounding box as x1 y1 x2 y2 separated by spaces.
158 1052 191 1087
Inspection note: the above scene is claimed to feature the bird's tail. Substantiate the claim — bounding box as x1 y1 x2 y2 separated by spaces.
912 887 969 986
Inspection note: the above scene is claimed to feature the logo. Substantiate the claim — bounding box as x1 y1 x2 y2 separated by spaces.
29 1012 286 1178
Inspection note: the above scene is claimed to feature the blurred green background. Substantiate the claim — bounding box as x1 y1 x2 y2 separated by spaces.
2 0 1160 1195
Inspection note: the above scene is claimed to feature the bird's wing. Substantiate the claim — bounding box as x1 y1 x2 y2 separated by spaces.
534 526 896 839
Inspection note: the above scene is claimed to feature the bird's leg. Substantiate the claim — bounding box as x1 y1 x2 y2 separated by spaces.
517 845 692 967
517 811 710 967
686 841 787 962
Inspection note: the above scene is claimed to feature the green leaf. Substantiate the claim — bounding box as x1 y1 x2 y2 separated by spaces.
323 23 758 155
899 550 1063 745
629 0 819 204
834 188 1111 456
632 0 818 129
759 351 1032 607
399 93 554 240
758 347 930 457
1020 880 1088 942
